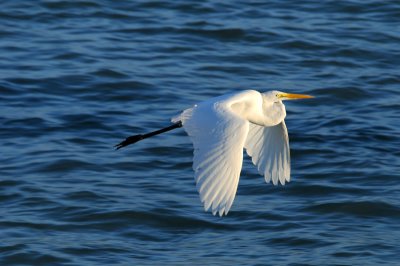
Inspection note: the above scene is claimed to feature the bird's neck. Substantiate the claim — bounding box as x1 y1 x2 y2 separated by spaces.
262 101 286 127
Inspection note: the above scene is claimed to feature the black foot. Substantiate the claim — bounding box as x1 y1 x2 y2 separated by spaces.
115 134 144 150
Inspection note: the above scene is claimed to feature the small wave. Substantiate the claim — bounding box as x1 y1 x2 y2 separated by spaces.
1 250 69 266
90 69 129 79
304 201 400 218
34 159 98 174
52 52 84 60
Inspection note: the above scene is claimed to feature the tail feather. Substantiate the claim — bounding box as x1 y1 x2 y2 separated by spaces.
172 106 195 124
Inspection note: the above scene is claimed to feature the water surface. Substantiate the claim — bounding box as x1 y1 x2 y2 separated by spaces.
1 1 400 265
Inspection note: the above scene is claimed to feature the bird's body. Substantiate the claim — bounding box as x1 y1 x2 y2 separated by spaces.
116 90 313 216
174 90 286 127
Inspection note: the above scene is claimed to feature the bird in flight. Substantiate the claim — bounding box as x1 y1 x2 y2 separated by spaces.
116 90 313 216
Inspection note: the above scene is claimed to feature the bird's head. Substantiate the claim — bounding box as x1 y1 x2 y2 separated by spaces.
263 90 314 103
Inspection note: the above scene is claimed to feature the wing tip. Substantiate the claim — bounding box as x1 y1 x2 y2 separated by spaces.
264 173 291 186
202 200 230 217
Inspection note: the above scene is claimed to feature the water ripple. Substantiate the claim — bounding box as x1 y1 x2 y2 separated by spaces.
1 0 400 265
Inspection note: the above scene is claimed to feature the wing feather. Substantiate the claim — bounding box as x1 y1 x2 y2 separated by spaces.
244 121 290 185
178 102 249 216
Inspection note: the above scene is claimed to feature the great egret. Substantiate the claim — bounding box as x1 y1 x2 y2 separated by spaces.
116 90 313 216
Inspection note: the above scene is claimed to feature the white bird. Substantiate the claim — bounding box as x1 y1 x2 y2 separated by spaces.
116 90 313 216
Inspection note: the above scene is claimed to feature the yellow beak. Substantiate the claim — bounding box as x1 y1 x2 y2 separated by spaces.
279 93 314 100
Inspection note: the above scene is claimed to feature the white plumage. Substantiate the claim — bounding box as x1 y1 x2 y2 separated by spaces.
172 90 312 216
245 121 290 186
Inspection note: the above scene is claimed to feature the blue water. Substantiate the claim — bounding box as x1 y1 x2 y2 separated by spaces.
1 1 400 265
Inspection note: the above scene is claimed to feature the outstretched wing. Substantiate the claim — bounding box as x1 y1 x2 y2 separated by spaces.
244 121 290 185
177 102 249 216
